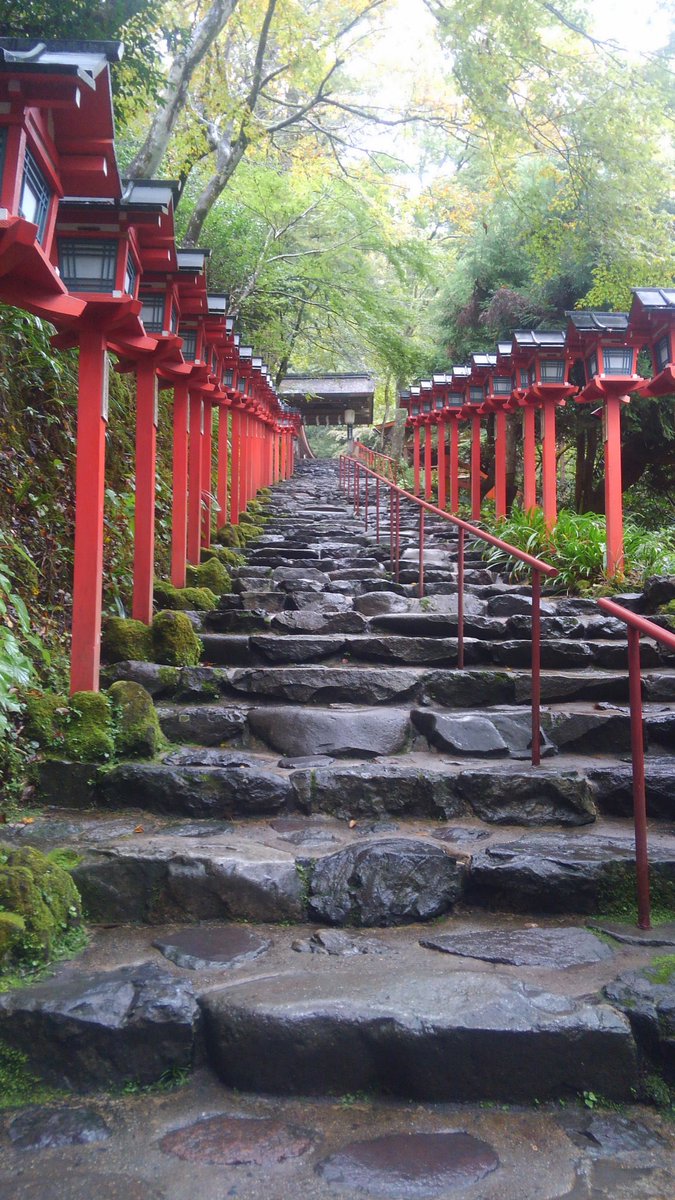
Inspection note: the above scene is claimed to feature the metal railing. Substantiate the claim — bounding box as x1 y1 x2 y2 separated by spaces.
596 598 675 930
339 454 558 766
352 440 399 483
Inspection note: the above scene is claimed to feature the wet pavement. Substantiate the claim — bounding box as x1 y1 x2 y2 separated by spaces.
0 1069 673 1199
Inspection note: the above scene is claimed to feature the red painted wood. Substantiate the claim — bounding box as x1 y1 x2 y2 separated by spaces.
541 397 558 528
494 408 507 518
217 405 228 528
201 399 213 549
604 394 625 577
132 359 157 623
523 405 537 511
449 417 459 514
187 392 203 563
70 328 107 694
171 380 189 587
437 420 446 509
413 425 421 496
471 412 482 520
230 407 241 524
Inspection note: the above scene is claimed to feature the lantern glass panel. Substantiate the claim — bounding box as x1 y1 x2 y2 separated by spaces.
586 352 598 380
448 393 463 407
493 375 511 395
411 402 420 416
58 237 118 293
180 327 197 360
422 399 432 413
139 292 164 333
435 397 445 411
19 148 50 245
469 386 483 403
519 368 530 388
540 358 565 383
124 252 137 298
224 368 233 387
655 334 671 373
602 347 633 375
0 127 6 190
170 303 178 333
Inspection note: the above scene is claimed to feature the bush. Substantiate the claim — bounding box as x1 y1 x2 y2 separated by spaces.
151 611 202 667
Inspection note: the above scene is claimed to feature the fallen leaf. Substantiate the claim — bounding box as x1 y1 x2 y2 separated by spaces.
134 825 144 833
348 819 357 828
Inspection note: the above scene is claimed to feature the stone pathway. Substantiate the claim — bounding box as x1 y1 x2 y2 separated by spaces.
1 458 674 1197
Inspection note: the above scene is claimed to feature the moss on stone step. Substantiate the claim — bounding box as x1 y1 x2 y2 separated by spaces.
185 558 232 595
153 581 218 611
152 611 202 667
108 680 163 758
63 692 115 763
102 617 153 664
0 845 82 965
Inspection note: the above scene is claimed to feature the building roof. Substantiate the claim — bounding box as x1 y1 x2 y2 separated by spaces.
278 373 375 425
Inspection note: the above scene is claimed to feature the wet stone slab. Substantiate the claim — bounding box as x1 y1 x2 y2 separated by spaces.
420 927 614 969
159 1114 316 1166
152 926 271 971
558 1110 667 1156
0 1169 165 1200
8 1106 110 1151
316 1131 499 1198
590 920 675 948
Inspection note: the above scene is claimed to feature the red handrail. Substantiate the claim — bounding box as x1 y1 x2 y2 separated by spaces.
352 440 399 483
339 454 557 765
597 598 675 930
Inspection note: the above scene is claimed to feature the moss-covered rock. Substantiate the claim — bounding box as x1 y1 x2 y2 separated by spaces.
213 524 244 548
186 558 232 596
201 546 245 570
22 692 68 750
108 680 162 758
62 692 115 763
0 912 26 963
102 617 152 664
0 845 81 964
153 581 217 612
238 523 264 542
151 611 202 667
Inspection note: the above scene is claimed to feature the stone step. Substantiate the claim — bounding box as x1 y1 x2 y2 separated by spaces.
36 751 675 822
5 909 674 1103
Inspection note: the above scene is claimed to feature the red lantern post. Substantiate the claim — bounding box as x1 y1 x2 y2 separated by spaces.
512 331 576 528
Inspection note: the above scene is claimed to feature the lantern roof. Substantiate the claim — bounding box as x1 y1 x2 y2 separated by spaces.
566 311 629 333
450 364 471 378
0 38 123 76
432 373 450 385
176 248 210 272
630 287 675 312
513 329 566 350
471 353 497 368
628 288 675 339
207 292 229 316
121 179 182 211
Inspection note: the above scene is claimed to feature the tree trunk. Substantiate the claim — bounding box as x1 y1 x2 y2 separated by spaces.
128 0 240 179
183 140 247 246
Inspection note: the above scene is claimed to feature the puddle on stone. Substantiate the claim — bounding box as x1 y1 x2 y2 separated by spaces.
8 1106 110 1151
420 927 613 968
432 827 491 845
317 1131 499 1197
152 926 270 970
159 1114 316 1166
168 821 235 838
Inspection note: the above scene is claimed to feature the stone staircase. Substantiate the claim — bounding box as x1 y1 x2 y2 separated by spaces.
4 458 675 1112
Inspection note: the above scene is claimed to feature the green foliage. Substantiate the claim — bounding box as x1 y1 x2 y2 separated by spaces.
153 582 218 612
646 955 675 986
108 680 162 759
0 844 82 966
202 546 245 569
477 507 675 590
102 617 153 664
62 692 115 763
151 611 202 667
0 1040 63 1109
213 524 245 548
185 558 232 595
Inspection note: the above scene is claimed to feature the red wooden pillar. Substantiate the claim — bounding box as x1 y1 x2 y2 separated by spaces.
424 422 432 500
437 420 446 509
230 407 241 524
604 395 625 577
187 391 203 563
541 396 558 528
132 359 157 623
201 398 213 549
494 408 507 519
413 425 421 496
70 327 108 694
171 380 189 588
449 417 460 514
238 411 248 514
216 404 228 528
471 412 482 520
522 405 537 512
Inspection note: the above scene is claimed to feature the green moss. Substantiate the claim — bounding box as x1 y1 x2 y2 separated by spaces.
0 844 81 965
22 691 68 750
237 523 264 543
658 600 675 615
0 1040 64 1109
646 954 675 985
62 691 114 763
108 680 162 758
295 860 315 911
153 581 217 611
158 666 180 690
0 913 25 962
151 611 202 667
186 558 232 595
46 848 83 871
102 617 152 664
201 546 245 569
213 523 244 548
597 863 675 924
